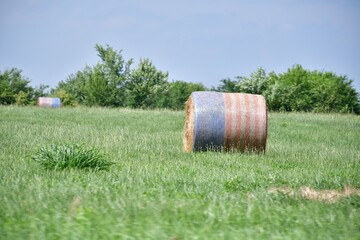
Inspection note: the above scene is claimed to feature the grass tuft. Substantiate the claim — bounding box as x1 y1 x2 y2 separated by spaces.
31 143 114 170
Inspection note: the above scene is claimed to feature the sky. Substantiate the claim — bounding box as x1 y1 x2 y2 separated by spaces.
1 0 360 93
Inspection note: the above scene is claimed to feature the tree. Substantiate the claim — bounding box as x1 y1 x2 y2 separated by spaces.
213 78 239 92
307 70 360 113
127 58 169 108
94 44 133 106
0 68 32 105
265 64 360 113
15 91 29 106
52 88 76 107
163 81 207 109
55 68 88 105
237 67 271 95
216 65 360 114
53 44 133 107
29 84 49 105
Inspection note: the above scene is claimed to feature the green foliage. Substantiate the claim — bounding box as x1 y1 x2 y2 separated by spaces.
51 88 76 107
51 44 205 109
0 68 50 106
237 67 271 95
2 45 359 113
15 91 29 106
30 84 49 105
267 65 360 113
82 65 109 106
92 44 133 107
57 68 88 104
54 45 133 107
308 71 360 113
233 65 360 114
127 58 169 108
31 143 113 171
0 68 32 105
212 78 240 92
162 80 207 110
54 45 194 109
95 44 133 84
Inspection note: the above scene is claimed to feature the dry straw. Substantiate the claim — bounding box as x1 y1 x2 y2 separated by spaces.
269 186 360 203
183 91 268 153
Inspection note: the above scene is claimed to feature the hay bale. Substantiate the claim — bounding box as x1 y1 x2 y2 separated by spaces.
183 91 267 153
37 97 61 108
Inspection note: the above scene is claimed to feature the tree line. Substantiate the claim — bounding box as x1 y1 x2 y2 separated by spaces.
215 66 360 114
1 44 359 114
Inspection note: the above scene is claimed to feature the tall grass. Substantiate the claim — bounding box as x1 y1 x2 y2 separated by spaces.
0 106 359 239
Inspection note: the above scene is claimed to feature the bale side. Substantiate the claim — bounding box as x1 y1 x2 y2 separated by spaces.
52 98 61 108
222 93 268 153
183 91 267 153
37 97 61 108
37 97 53 107
183 95 194 152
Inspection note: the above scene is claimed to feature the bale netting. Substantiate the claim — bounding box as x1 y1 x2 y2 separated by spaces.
37 97 61 108
183 91 268 153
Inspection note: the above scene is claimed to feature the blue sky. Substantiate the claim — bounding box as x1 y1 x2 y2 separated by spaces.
1 0 359 93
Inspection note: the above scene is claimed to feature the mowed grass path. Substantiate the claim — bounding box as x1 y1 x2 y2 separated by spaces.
0 106 359 239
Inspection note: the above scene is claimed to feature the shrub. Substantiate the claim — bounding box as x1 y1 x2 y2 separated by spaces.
232 65 360 114
162 80 207 110
0 68 32 105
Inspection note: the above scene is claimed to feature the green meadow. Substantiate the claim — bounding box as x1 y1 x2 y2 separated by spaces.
0 106 359 239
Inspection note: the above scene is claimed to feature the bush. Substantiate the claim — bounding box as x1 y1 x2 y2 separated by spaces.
237 67 270 95
54 44 133 107
51 89 76 107
233 65 360 114
0 68 32 105
162 81 207 110
126 58 169 108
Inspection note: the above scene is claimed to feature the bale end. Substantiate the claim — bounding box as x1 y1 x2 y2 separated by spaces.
183 95 194 152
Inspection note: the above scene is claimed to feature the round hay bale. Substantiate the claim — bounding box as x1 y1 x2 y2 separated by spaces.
37 97 61 108
183 91 267 153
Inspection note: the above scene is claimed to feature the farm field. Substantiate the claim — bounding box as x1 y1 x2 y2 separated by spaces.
0 106 359 239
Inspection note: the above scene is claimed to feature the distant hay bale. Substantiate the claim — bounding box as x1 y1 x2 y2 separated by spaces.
183 91 268 153
37 97 61 108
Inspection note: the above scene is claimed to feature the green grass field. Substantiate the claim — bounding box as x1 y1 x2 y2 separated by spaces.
1 106 359 239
